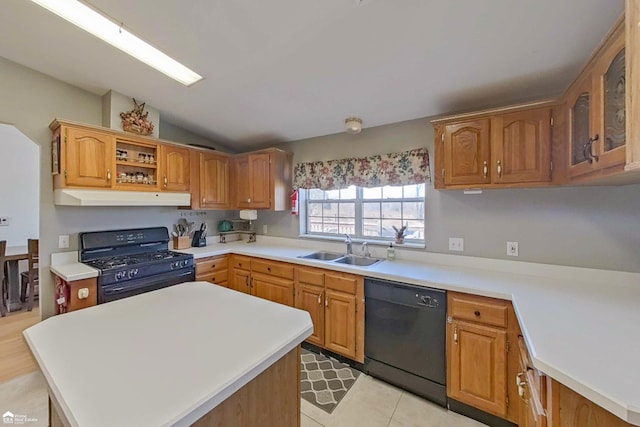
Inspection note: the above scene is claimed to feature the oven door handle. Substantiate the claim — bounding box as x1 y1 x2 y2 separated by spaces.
102 269 195 297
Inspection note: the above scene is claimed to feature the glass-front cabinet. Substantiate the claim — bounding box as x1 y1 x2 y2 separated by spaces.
566 23 625 179
114 138 161 191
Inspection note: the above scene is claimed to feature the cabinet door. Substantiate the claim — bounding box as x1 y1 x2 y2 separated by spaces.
448 320 507 418
593 34 626 170
235 156 252 208
491 108 551 183
162 145 190 191
252 272 294 306
248 153 271 208
65 127 114 188
443 119 491 186
200 153 229 209
325 289 357 360
567 75 596 178
229 269 251 294
295 283 325 346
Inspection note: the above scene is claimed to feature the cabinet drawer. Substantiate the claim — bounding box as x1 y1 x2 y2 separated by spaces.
325 272 359 295
449 293 508 328
197 269 229 285
195 256 228 276
251 259 294 280
231 255 252 271
296 267 324 286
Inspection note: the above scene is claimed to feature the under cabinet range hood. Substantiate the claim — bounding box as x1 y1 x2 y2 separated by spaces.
54 189 191 207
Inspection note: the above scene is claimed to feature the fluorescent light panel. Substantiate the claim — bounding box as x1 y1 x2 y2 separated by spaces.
31 0 202 86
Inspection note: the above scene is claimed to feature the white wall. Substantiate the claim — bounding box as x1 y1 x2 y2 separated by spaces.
0 124 39 246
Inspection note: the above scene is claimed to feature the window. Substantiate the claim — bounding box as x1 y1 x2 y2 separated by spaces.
305 184 425 243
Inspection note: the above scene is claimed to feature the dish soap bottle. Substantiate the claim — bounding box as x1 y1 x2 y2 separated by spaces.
387 243 396 261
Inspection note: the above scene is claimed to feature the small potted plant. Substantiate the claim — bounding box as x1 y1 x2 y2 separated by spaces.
392 223 408 244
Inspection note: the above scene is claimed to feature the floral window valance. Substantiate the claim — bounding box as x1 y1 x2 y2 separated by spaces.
293 147 430 191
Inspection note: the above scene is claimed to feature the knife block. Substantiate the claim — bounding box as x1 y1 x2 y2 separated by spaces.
173 236 191 250
191 230 207 247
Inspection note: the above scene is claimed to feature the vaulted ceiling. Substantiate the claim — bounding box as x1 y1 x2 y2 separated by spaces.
0 0 625 149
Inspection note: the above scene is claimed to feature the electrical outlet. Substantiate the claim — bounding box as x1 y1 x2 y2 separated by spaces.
262 225 268 234
507 241 519 257
58 235 70 249
0 217 9 226
448 237 464 252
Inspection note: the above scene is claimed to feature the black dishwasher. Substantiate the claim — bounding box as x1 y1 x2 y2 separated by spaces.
364 278 447 406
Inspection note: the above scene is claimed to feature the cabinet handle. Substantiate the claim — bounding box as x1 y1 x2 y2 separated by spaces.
318 293 322 305
163 175 168 188
441 168 445 181
267 267 271 272
453 325 458 344
245 276 249 288
250 277 254 288
474 310 480 317
107 169 111 182
517 372 527 399
497 161 502 177
483 161 488 179
325 295 328 307
202 197 206 204
588 135 600 162
248 197 252 203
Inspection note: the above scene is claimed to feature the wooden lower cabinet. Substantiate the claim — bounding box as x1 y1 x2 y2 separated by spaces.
447 292 521 424
324 289 357 360
252 272 294 306
195 255 228 287
448 320 508 417
230 267 251 294
295 282 325 346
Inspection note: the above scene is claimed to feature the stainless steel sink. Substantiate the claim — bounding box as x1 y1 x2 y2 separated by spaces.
298 251 345 261
333 255 383 267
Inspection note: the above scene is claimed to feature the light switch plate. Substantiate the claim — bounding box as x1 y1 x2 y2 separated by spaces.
448 237 464 252
58 235 70 249
507 241 519 257
0 217 9 226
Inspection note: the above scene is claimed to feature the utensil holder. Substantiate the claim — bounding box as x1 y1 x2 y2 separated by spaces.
173 236 191 250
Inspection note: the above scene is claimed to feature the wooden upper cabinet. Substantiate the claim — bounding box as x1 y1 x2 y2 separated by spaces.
161 145 190 192
491 108 552 183
235 156 251 208
443 119 491 186
448 320 508 418
234 149 292 210
64 127 114 188
248 153 271 208
565 19 628 181
200 152 229 209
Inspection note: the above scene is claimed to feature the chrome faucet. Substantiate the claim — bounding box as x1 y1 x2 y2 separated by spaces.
345 234 353 255
362 241 371 258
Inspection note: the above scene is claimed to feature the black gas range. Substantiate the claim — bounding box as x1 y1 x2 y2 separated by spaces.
80 227 195 303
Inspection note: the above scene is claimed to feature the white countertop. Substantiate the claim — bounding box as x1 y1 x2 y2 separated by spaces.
49 263 99 282
24 282 313 427
176 238 640 426
48 237 640 425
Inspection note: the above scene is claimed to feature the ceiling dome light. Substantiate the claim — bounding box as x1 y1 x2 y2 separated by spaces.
345 117 363 134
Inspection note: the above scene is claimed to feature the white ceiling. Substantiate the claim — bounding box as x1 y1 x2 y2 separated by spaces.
0 0 625 150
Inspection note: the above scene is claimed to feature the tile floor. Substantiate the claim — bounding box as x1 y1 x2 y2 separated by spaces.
301 374 487 427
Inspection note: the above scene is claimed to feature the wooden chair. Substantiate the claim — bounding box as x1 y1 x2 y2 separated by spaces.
0 240 7 317
19 239 39 311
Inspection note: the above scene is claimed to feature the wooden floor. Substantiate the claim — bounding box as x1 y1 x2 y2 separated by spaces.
0 308 40 384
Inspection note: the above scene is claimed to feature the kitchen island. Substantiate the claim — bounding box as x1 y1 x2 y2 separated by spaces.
23 281 313 427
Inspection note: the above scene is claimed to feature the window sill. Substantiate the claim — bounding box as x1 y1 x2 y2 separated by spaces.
298 234 426 249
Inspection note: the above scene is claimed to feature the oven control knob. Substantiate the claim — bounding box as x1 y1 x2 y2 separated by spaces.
180 260 187 267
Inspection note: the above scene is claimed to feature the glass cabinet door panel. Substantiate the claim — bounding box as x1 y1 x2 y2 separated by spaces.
571 93 591 166
604 49 625 152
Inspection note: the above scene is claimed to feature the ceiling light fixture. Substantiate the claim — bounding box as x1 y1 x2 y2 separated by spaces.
345 117 363 134
30 0 203 86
